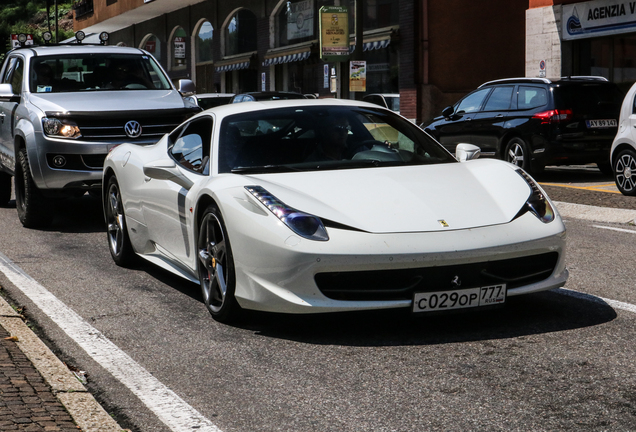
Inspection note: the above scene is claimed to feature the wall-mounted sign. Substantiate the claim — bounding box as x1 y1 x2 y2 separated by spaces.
288 0 314 40
174 36 186 59
563 0 636 40
349 60 366 92
320 6 349 62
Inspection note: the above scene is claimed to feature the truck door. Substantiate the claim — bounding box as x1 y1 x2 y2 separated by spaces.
0 57 23 174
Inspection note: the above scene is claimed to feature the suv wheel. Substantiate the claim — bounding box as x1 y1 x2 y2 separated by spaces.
504 138 531 172
0 172 11 207
613 148 636 196
15 148 52 228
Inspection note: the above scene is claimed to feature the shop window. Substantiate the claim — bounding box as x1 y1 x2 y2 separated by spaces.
141 34 161 63
342 0 398 32
225 10 257 56
276 0 317 47
196 21 214 64
171 27 187 71
576 35 636 93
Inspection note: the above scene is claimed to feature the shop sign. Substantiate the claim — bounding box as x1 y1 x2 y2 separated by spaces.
145 40 156 53
320 6 349 62
324 64 329 88
174 37 186 59
563 0 636 40
367 62 390 73
288 0 314 40
349 60 366 92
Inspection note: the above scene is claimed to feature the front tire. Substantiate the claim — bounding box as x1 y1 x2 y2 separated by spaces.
105 175 137 266
613 149 636 196
197 203 240 323
15 148 51 228
0 172 11 207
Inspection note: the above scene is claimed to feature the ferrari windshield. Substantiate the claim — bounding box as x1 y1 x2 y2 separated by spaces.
219 106 455 174
29 53 172 93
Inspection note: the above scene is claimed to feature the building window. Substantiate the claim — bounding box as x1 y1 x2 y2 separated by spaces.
141 34 162 63
276 0 316 47
225 10 257 56
73 0 94 19
171 27 187 71
575 35 636 93
196 21 214 63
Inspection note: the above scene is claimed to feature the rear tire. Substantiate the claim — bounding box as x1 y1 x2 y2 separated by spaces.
0 172 11 207
15 148 51 228
613 149 636 196
504 138 531 172
105 175 137 266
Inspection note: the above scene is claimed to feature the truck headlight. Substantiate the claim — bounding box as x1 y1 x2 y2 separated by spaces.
42 118 81 139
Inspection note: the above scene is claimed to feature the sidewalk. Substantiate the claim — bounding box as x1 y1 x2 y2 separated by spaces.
0 295 122 432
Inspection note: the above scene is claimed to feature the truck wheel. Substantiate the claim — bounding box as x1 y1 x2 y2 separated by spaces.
15 148 51 228
0 172 10 207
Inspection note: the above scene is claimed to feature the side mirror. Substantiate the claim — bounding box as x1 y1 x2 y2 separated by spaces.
441 106 454 119
177 79 196 95
0 83 20 103
143 159 194 190
455 143 481 162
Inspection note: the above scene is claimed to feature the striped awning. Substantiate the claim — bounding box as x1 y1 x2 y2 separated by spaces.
350 38 391 53
262 50 311 66
215 61 250 73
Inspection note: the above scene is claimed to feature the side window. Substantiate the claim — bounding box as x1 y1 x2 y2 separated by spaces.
456 88 491 114
483 86 513 111
518 86 548 110
10 59 24 94
1 58 17 84
169 117 213 174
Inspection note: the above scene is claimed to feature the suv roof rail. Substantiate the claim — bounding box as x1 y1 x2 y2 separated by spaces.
478 77 552 88
558 76 609 82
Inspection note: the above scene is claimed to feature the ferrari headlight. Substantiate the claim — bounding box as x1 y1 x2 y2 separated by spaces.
42 118 81 139
246 186 329 241
516 169 555 223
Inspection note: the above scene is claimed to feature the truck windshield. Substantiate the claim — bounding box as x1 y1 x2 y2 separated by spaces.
29 53 172 93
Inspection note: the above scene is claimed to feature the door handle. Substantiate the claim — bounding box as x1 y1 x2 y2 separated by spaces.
464 117 472 121
495 114 504 118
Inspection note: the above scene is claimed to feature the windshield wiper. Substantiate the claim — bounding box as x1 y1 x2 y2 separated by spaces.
231 164 302 174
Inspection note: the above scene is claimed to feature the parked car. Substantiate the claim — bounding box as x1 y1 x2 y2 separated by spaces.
0 35 200 227
103 99 567 323
363 93 400 114
229 91 306 103
186 93 234 110
421 77 624 175
610 81 636 195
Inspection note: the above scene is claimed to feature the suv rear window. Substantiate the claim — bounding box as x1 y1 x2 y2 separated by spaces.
518 86 548 110
29 53 172 93
554 83 624 115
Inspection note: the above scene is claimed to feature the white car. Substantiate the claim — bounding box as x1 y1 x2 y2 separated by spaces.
611 82 636 195
103 99 568 322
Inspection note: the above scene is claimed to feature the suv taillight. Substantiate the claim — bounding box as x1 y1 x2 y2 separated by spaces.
532 109 573 124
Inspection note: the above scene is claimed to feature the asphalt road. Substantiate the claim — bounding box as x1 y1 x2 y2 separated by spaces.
0 165 635 431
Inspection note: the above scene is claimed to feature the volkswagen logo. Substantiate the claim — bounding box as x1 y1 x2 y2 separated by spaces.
124 120 142 138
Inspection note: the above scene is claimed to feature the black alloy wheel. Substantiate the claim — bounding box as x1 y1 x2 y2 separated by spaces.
105 175 137 266
197 203 240 323
614 149 636 196
14 148 51 228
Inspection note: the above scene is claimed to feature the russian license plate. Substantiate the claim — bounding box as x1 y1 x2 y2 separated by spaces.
586 119 617 128
413 284 506 313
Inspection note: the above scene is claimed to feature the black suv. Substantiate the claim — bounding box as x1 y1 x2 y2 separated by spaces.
421 77 624 175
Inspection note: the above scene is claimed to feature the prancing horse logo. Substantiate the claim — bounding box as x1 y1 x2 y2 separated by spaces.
451 276 461 288
124 120 142 138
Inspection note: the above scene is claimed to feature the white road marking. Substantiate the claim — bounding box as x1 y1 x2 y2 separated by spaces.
593 224 636 234
0 251 222 432
557 288 636 315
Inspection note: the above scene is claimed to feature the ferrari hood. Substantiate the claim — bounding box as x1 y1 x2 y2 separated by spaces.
27 90 186 113
245 159 534 233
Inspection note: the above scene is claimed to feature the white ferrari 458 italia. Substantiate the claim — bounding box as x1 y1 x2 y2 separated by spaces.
103 99 568 322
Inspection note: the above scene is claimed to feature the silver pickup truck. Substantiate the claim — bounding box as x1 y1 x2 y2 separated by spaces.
0 41 200 227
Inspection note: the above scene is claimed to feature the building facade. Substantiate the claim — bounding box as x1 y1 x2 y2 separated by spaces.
528 0 636 93
71 1 535 123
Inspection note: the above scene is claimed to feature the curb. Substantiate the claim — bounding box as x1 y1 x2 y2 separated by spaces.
553 201 636 224
0 295 123 432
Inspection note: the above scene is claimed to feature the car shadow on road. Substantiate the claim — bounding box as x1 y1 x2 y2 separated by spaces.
38 194 106 234
237 289 617 346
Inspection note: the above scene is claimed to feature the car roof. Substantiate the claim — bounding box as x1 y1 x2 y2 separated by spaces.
196 98 386 117
364 93 400 97
479 76 610 88
7 44 148 58
197 93 235 98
